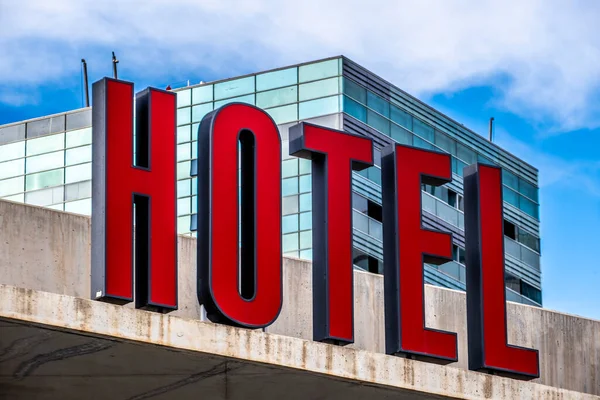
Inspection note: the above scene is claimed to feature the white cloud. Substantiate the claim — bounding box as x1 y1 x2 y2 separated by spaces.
1 0 600 131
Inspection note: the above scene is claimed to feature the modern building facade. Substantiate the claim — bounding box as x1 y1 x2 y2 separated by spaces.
0 56 542 306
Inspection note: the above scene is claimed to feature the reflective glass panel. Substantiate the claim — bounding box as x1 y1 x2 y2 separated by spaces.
367 110 390 135
177 161 191 180
282 159 298 178
300 230 312 249
25 186 63 206
502 169 519 190
177 89 191 108
65 198 91 215
214 76 255 100
192 103 213 123
65 163 91 184
283 214 299 233
256 67 297 92
456 143 476 164
299 159 311 175
256 86 297 109
177 179 191 198
0 158 24 180
503 186 519 208
65 180 92 201
299 211 312 230
26 168 64 190
391 124 412 145
520 196 539 219
177 107 191 125
0 141 25 162
66 145 91 165
434 130 455 155
298 96 340 120
177 197 191 215
299 175 311 193
0 176 24 196
214 94 255 109
177 125 191 144
177 143 191 161
343 78 366 104
343 96 366 123
367 91 389 117
390 105 412 130
266 104 298 125
66 128 92 148
299 77 340 102
27 133 64 156
412 119 434 142
283 195 299 215
283 232 299 252
192 85 213 104
299 59 339 83
282 177 298 196
519 178 539 202
299 193 312 212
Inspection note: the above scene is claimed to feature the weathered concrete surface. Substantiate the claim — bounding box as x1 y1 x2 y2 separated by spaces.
1 285 598 400
0 200 599 396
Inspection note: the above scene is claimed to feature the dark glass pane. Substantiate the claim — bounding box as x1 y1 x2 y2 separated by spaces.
502 169 519 191
343 96 367 122
478 153 495 165
505 272 521 293
367 110 390 135
413 136 434 150
367 91 389 117
518 229 541 253
434 130 455 155
520 281 542 304
519 195 539 219
412 118 434 142
503 219 517 240
390 105 412 129
391 124 412 145
503 186 519 208
452 157 467 176
456 143 476 164
343 78 366 104
352 247 369 270
519 178 539 202
352 192 368 214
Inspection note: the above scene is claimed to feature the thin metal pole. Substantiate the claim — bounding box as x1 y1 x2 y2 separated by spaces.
112 51 119 79
81 59 90 107
489 117 494 142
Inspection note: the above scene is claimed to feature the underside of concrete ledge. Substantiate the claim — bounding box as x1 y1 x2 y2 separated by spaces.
0 285 596 400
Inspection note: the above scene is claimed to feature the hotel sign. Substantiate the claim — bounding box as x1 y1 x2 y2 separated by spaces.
90 78 539 380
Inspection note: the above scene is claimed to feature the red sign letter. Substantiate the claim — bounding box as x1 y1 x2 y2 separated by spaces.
382 144 457 362
197 103 282 328
464 163 539 379
289 123 373 344
91 79 177 310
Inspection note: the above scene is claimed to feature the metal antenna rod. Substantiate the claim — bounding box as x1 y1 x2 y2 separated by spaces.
112 51 119 79
488 117 495 142
81 59 90 107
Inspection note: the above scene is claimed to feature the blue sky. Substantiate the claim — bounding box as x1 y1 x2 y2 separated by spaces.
0 1 599 320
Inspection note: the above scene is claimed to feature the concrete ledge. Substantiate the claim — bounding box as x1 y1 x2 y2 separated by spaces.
1 284 597 400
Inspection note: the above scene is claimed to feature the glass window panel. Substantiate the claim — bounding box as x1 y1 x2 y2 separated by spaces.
26 168 63 190
453 158 467 177
257 86 297 109
266 104 297 125
0 158 24 180
343 78 366 104
0 176 24 196
27 150 64 174
413 136 434 150
434 131 455 155
191 123 200 141
299 159 311 175
478 154 494 165
191 177 197 195
177 143 191 161
192 103 213 123
352 192 368 214
283 232 299 252
0 141 25 162
214 76 255 100
299 193 312 212
65 180 92 201
299 175 311 193
343 96 367 122
502 169 519 190
369 167 382 186
391 124 412 145
503 186 519 208
456 143 476 164
299 249 312 261
177 161 191 180
27 133 64 156
65 163 91 184
282 159 298 178
437 200 459 227
4 193 24 203
284 251 299 258
192 85 213 104
177 125 191 144
283 195 299 215
65 128 92 148
25 186 63 206
412 119 434 142
367 92 389 117
177 197 191 215
518 229 540 253
422 192 436 214
192 141 198 159
214 94 255 109
299 59 339 83
519 178 539 202
299 211 312 230
191 195 197 214
520 196 539 219
65 198 91 215
66 145 91 165
300 230 312 249
298 95 340 120
369 218 383 241
390 105 412 130
177 89 191 108
177 215 191 234
177 179 191 198
177 107 191 125
299 77 340 102
367 110 390 135
256 67 297 91
353 210 369 233
282 177 298 196
283 214 299 234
